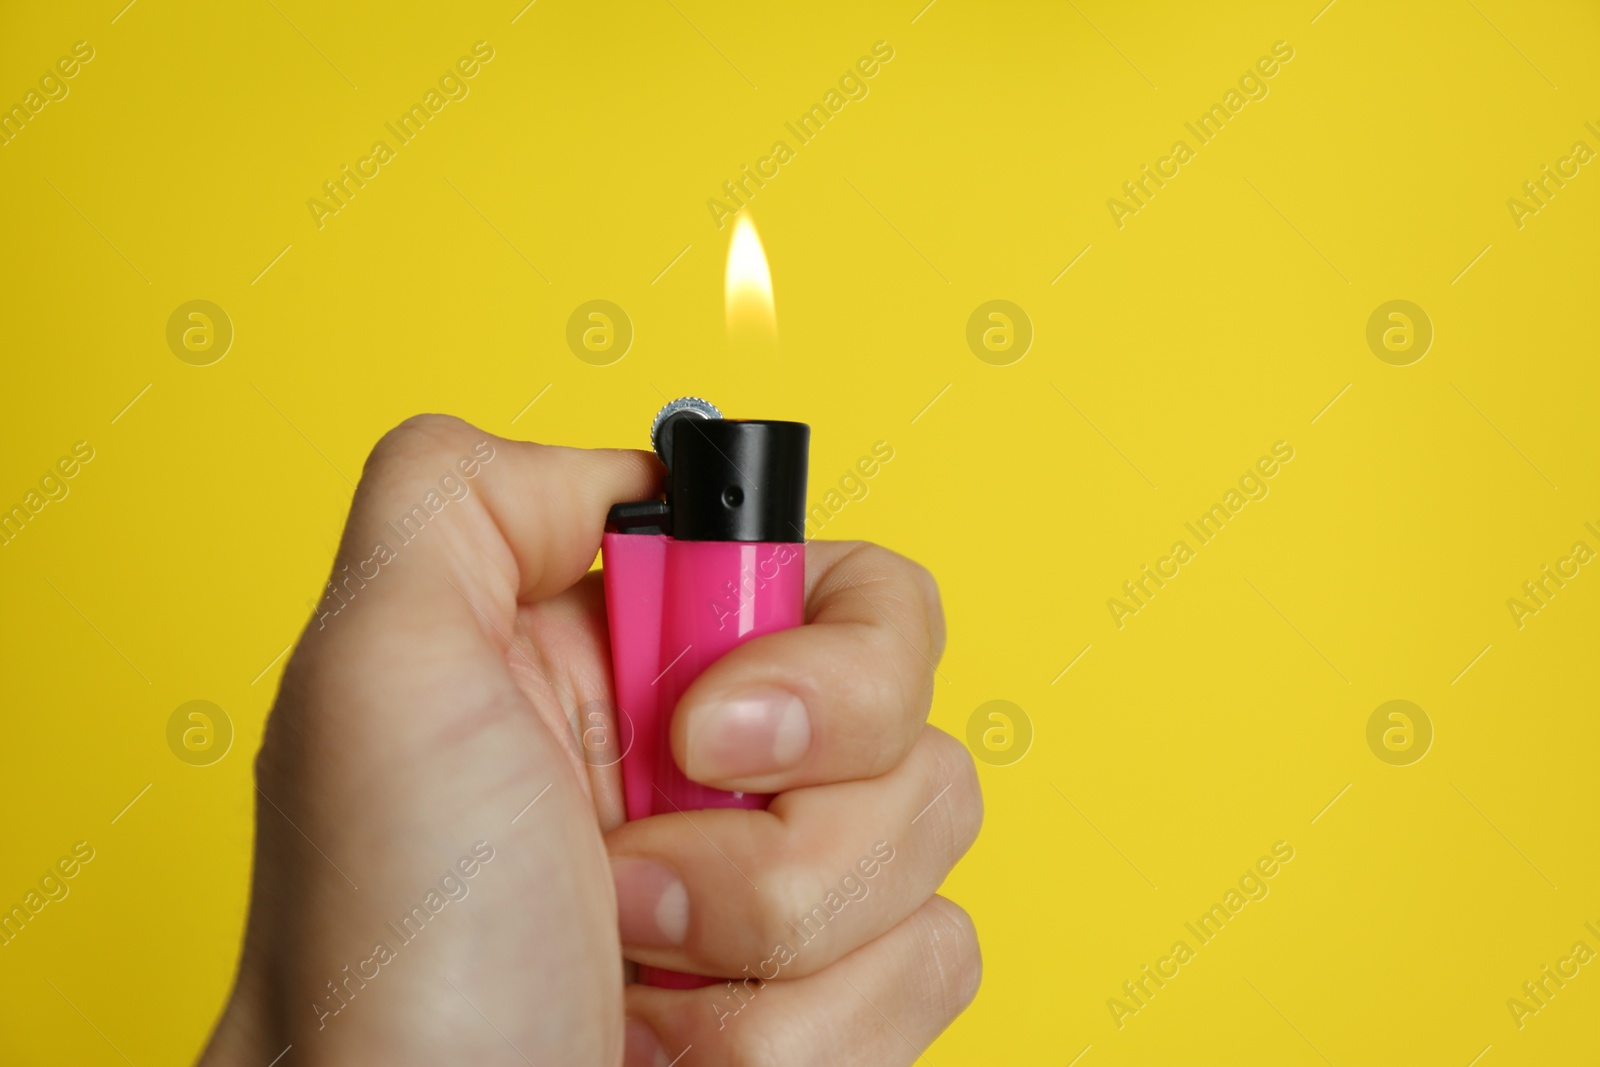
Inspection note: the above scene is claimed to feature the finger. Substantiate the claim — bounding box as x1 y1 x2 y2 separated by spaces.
605 726 980 978
518 569 633 830
291 415 658 711
333 413 659 624
279 415 659 823
624 896 981 1067
670 540 947 793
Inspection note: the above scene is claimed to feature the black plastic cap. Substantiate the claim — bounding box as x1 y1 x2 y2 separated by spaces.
668 420 809 543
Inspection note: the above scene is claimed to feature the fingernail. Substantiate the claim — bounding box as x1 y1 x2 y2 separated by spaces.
685 688 811 780
624 1017 669 1067
612 857 689 947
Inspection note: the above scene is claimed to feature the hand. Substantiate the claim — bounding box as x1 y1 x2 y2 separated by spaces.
198 414 982 1066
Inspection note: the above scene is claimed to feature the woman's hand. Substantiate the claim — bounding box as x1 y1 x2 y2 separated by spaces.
198 414 981 1066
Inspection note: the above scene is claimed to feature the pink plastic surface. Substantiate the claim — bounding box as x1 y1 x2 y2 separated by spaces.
602 532 806 988
601 532 669 824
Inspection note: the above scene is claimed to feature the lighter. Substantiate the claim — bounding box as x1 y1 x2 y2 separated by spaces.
601 397 809 988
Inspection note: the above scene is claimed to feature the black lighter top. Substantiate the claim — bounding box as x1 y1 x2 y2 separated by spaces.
668 417 809 543
605 397 810 544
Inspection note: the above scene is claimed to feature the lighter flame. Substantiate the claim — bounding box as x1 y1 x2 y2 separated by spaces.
725 214 776 341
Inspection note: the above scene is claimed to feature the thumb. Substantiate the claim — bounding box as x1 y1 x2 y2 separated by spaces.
308 413 660 646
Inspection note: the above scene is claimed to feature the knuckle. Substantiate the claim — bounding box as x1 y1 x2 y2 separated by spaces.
903 555 941 615
845 542 928 598
841 542 945 669
909 560 946 661
917 897 983 1018
742 864 832 976
723 1018 790 1067
918 728 984 860
868 543 940 619
365 413 475 477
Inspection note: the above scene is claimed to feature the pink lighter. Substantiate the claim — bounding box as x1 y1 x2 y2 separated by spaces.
601 397 809 988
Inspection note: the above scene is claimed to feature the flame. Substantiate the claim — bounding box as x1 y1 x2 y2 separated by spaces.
725 214 776 344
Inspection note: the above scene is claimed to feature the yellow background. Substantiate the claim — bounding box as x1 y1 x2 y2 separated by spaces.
2 0 1597 1062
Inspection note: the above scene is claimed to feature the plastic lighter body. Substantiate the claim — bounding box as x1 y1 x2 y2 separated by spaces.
602 536 805 819
600 401 810 988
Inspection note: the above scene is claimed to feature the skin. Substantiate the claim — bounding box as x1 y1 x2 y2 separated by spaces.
198 414 982 1066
